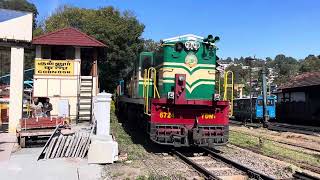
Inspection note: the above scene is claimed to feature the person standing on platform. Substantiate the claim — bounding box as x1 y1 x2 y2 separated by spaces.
31 97 43 117
43 98 53 117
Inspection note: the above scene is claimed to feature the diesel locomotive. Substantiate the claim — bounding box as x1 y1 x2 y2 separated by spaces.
116 34 229 147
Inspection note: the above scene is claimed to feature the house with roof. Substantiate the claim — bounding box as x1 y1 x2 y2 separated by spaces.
32 27 106 122
276 71 320 125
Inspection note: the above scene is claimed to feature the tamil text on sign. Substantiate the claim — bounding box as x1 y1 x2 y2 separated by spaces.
35 60 74 75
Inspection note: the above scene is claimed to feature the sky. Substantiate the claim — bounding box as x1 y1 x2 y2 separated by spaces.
28 0 320 60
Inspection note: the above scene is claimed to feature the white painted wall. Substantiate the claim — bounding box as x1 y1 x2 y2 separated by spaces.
33 75 79 118
0 13 32 41
8 47 24 133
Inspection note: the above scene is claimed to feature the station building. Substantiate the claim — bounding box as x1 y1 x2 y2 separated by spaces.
32 28 106 122
276 71 320 126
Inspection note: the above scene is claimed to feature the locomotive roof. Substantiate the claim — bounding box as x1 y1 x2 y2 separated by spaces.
162 34 204 43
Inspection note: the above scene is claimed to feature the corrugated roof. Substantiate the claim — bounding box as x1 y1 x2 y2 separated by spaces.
32 27 106 47
278 71 320 90
0 8 30 23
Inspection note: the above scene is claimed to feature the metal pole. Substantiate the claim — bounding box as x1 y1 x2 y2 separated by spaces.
249 59 253 124
262 66 269 127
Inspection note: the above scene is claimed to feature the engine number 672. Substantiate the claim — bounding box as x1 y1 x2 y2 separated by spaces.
159 112 174 119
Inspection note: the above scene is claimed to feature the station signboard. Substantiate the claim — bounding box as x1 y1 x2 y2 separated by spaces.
35 60 74 76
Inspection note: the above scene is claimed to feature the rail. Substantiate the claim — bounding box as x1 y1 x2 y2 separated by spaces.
171 149 222 180
293 171 320 180
172 147 276 180
202 147 275 180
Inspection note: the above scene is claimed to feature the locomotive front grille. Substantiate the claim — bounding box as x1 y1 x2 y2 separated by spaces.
150 123 228 147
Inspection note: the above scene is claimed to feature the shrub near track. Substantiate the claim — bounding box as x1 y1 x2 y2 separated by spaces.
110 101 146 160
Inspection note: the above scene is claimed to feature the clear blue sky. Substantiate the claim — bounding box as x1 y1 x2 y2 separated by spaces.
29 0 320 59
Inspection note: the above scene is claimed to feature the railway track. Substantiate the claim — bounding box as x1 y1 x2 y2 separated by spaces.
230 129 320 153
172 147 275 180
229 120 320 136
268 123 320 136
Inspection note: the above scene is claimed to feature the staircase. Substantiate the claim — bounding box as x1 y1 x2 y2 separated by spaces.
76 76 93 123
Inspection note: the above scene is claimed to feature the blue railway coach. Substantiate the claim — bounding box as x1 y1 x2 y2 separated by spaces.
233 95 277 122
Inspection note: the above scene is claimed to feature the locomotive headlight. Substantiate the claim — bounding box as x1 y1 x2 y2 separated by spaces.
178 75 185 82
167 92 175 99
185 41 192 50
192 41 200 50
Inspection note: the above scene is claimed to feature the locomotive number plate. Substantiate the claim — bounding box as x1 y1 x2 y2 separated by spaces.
159 112 174 119
201 113 215 119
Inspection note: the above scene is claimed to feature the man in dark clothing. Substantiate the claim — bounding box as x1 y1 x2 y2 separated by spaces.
43 98 53 117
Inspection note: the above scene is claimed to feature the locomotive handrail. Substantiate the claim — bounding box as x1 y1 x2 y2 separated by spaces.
143 67 160 114
223 70 234 116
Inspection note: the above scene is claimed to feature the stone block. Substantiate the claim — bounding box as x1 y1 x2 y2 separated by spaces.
87 139 118 164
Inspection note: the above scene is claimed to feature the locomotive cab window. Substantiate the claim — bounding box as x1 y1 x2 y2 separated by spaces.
140 53 154 78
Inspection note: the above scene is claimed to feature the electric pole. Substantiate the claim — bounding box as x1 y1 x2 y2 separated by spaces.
262 63 269 127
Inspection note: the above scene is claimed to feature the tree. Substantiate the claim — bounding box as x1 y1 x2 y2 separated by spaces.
143 39 160 52
299 54 320 73
44 6 145 92
0 0 38 28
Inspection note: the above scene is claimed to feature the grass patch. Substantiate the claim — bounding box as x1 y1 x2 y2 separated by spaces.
229 131 320 167
110 101 146 160
136 174 171 180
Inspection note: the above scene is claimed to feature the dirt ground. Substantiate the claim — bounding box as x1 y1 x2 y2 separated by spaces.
102 153 202 180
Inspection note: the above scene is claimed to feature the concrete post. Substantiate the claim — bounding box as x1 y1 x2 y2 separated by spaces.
8 47 24 133
88 91 118 164
95 92 112 138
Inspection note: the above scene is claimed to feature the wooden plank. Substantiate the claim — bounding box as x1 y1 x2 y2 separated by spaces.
76 133 87 157
65 135 74 157
80 137 90 158
61 136 71 157
50 135 63 159
56 136 66 158
72 133 82 157
37 125 60 160
45 136 57 159
78 134 89 158
68 134 78 157
61 129 75 136
69 134 79 157
81 125 94 158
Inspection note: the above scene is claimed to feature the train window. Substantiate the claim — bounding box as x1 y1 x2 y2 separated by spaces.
140 55 152 78
257 100 263 106
267 99 274 106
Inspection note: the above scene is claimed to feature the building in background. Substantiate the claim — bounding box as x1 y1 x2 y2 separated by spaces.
276 71 320 126
32 27 106 122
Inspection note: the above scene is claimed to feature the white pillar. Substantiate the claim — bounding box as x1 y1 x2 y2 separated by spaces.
95 92 112 138
88 91 118 164
9 47 24 133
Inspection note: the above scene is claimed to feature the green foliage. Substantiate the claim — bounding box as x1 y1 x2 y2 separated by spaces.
300 55 320 73
43 5 145 92
110 101 146 160
0 0 38 28
143 39 160 52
